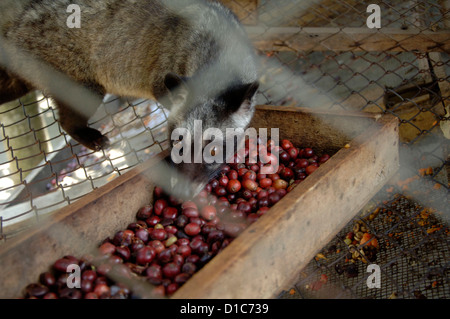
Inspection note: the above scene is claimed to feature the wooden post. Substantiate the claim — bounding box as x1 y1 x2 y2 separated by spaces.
434 1 450 140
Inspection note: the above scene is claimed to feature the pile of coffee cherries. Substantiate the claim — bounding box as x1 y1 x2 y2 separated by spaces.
23 255 133 299
23 138 330 298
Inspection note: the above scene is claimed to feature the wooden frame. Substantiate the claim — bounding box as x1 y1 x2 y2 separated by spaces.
174 106 399 298
247 26 450 52
0 106 399 298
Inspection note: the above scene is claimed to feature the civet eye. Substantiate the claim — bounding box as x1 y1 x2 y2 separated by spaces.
210 147 217 156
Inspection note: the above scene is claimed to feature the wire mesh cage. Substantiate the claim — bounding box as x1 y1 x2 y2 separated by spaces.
0 94 170 238
0 0 448 299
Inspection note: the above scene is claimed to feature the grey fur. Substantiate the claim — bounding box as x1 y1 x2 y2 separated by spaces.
0 0 259 197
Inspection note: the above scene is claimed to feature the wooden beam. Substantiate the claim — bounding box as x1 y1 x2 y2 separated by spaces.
247 26 450 52
174 110 399 298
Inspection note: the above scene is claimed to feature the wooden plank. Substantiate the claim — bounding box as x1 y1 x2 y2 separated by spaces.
429 52 449 110
247 26 450 52
174 112 399 298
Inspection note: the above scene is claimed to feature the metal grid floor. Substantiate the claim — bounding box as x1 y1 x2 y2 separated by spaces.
280 193 449 299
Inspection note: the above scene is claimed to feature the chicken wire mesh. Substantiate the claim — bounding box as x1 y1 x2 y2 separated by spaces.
0 0 449 299
0 94 170 238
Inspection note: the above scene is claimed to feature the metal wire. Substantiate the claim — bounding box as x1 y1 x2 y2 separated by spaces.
280 193 449 299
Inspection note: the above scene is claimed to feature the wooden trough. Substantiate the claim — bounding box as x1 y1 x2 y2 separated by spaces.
0 105 399 299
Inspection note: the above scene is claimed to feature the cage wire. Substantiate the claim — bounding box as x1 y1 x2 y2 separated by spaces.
0 0 449 299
